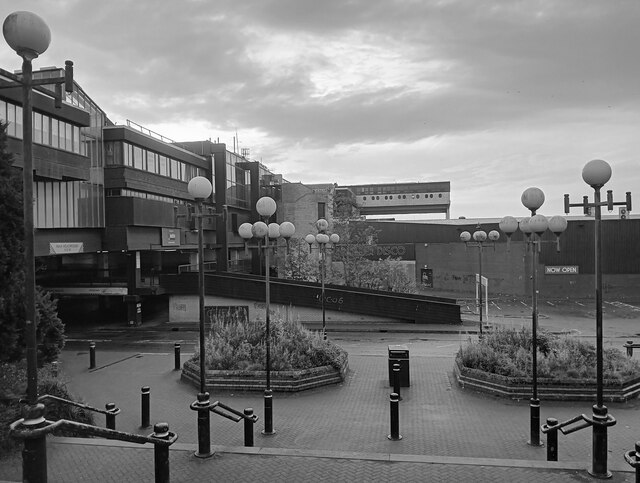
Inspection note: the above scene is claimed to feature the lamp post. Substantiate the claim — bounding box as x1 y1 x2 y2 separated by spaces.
3 11 74 481
564 159 631 478
459 228 499 338
305 219 340 340
239 197 295 435
186 175 214 458
499 188 567 448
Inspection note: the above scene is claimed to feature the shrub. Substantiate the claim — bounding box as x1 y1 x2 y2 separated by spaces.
0 361 94 456
193 311 348 372
457 326 640 382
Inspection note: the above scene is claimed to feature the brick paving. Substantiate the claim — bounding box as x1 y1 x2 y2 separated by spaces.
2 322 640 482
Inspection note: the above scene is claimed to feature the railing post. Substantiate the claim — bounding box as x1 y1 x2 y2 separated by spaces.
387 393 402 441
174 343 181 371
105 402 119 430
543 418 559 461
244 408 254 447
150 422 172 483
21 403 48 483
141 386 151 429
393 363 401 400
89 341 96 369
623 441 640 483
262 389 275 435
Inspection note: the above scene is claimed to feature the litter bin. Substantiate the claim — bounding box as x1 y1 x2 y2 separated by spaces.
388 345 410 387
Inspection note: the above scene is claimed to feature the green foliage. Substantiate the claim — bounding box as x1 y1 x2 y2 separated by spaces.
458 326 640 382
192 311 348 372
0 361 95 456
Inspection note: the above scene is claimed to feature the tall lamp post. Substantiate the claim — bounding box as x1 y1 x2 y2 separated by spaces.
499 188 567 448
239 197 295 435
185 175 215 458
3 11 74 481
459 228 499 338
305 219 339 340
564 159 631 478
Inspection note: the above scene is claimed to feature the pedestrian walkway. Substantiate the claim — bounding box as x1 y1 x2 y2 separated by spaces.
2 331 639 482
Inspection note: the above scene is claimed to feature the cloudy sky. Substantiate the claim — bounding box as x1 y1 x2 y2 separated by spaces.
2 1 639 219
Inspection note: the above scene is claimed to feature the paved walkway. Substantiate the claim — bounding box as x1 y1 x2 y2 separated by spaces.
2 300 640 482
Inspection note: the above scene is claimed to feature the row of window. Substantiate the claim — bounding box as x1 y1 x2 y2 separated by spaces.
0 99 84 155
105 141 206 183
360 193 445 201
353 183 449 195
106 188 187 205
35 180 104 229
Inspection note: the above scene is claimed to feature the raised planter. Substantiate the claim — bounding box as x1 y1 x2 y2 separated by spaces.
453 358 640 402
181 358 349 392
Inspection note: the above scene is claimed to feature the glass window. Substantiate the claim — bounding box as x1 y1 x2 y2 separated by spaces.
73 126 80 153
6 103 16 137
65 123 72 150
133 146 144 170
59 183 67 226
147 151 157 173
42 114 50 146
34 112 42 144
51 119 58 148
318 202 326 219
159 155 168 176
170 159 179 179
0 100 6 121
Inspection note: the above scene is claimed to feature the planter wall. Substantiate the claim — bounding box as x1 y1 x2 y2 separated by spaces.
453 359 640 403
181 358 349 393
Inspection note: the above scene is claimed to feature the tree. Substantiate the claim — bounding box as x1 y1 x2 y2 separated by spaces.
0 121 65 363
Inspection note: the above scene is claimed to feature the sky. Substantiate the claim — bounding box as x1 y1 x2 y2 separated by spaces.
2 1 639 220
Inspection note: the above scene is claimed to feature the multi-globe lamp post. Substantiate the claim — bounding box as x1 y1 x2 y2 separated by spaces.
239 197 295 435
305 219 340 340
564 159 631 478
499 188 567 448
2 11 74 481
186 175 215 458
459 228 499 338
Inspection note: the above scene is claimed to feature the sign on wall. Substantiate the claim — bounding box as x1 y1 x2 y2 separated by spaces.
545 265 579 275
49 242 84 254
161 228 181 247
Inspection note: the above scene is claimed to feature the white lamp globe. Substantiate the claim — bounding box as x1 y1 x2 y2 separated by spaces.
305 234 316 245
316 219 329 232
473 230 487 242
316 233 330 244
238 222 253 240
529 214 549 235
519 217 532 234
3 11 51 60
582 159 612 188
488 230 500 241
187 176 212 199
330 233 340 244
268 222 280 239
256 196 277 217
252 221 268 238
460 231 471 242
548 215 568 235
279 221 295 239
521 187 545 212
499 216 519 235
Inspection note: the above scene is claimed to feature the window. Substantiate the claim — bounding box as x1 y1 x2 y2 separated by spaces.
34 112 42 144
133 146 144 170
51 119 58 148
159 155 168 176
318 202 326 219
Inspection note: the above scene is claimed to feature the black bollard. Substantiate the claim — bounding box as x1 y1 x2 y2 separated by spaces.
105 402 119 430
89 341 96 369
190 392 213 458
393 363 401 401
626 340 634 358
244 408 254 447
544 418 559 461
150 422 172 483
141 386 151 429
21 404 48 483
174 343 181 371
262 389 275 435
623 441 640 483
529 397 541 446
387 393 402 441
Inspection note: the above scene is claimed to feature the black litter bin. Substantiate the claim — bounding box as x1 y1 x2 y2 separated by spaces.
388 345 410 387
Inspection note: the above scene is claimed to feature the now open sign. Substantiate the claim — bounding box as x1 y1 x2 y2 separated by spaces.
545 265 579 275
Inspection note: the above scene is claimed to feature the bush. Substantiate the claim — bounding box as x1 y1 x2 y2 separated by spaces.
0 361 94 456
457 326 640 382
192 311 348 372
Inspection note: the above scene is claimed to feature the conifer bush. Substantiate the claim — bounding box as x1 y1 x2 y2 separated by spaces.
458 326 640 382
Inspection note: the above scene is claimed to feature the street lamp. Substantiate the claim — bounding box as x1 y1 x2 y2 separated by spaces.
239 197 295 435
186 175 215 458
459 228 499 338
564 159 631 478
3 11 74 481
305 219 340 340
499 188 567 448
